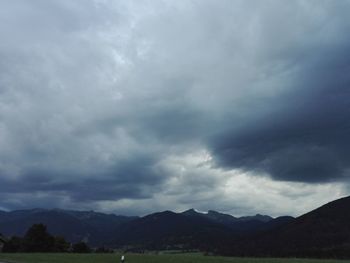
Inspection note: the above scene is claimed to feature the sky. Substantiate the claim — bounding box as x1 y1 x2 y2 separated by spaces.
0 0 350 217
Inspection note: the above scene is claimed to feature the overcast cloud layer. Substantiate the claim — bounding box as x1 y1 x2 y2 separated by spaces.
0 0 350 216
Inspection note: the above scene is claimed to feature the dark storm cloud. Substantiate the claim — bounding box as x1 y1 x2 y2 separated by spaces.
0 153 164 202
210 41 350 183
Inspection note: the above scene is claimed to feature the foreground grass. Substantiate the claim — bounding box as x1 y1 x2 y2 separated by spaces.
0 253 349 263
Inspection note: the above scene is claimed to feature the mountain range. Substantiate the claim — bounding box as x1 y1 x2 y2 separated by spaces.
0 207 289 248
1 196 350 258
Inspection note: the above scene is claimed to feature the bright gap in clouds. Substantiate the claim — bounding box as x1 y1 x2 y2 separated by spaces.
89 150 346 217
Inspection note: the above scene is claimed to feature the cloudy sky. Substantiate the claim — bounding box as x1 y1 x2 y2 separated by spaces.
0 0 350 217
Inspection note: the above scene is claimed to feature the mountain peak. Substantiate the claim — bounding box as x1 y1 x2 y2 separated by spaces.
182 208 201 215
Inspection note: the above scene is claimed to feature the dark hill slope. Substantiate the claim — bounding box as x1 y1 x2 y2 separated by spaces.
228 196 350 258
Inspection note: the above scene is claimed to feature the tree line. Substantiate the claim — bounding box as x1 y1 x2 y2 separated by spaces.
2 223 112 253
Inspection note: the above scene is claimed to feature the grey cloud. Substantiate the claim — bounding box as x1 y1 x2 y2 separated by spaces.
0 153 165 202
1 0 350 214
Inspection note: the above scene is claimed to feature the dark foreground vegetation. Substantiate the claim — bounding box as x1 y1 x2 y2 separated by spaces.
1 224 106 253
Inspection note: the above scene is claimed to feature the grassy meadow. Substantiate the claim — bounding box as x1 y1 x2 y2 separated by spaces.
0 253 350 263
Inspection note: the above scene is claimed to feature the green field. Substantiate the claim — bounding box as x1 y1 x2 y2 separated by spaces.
0 254 349 263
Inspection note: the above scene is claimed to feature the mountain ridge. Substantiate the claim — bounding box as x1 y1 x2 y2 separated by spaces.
3 196 350 258
0 207 284 248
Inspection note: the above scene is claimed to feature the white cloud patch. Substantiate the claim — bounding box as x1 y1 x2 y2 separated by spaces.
91 149 346 216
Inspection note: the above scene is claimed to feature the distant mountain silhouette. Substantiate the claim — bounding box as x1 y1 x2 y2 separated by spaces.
182 209 273 223
182 208 238 226
0 207 284 249
238 214 273 223
206 210 239 224
181 209 276 235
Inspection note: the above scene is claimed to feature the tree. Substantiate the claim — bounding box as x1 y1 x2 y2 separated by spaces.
72 242 91 253
3 236 23 252
2 224 70 253
53 236 70 252
23 223 55 252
